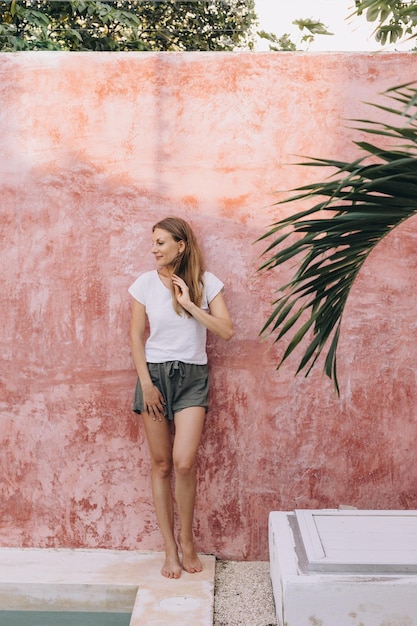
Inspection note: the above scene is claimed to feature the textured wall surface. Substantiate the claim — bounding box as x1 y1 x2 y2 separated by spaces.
1 52 417 560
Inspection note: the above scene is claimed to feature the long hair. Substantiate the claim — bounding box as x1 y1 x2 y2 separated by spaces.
153 216 205 316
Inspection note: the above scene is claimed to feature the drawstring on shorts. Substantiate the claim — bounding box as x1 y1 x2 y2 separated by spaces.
168 360 186 387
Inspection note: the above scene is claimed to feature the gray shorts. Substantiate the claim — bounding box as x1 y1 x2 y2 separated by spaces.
133 360 209 421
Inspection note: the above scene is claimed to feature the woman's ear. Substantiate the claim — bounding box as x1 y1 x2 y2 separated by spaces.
178 240 186 253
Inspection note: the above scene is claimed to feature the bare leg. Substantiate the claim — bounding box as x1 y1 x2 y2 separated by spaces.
141 414 182 579
173 407 205 574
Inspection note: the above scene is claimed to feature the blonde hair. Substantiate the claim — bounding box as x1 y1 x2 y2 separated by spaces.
153 216 205 316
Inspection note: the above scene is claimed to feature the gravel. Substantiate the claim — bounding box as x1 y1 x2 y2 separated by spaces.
213 561 278 626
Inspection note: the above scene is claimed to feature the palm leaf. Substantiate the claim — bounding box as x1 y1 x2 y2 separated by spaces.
258 83 417 393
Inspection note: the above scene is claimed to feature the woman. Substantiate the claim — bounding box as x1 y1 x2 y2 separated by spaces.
129 216 233 579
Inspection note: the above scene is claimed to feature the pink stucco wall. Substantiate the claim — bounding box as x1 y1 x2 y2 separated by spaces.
1 52 417 560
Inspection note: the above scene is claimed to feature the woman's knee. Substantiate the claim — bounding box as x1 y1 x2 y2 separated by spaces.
152 458 173 478
173 457 196 477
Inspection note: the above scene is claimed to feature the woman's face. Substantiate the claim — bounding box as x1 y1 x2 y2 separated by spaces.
151 228 184 269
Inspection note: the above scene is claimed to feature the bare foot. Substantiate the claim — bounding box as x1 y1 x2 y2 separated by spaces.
161 551 182 579
178 533 203 574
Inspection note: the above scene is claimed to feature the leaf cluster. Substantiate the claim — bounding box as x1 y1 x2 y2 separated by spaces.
354 0 417 45
258 83 417 393
257 30 296 52
0 0 257 51
258 18 332 52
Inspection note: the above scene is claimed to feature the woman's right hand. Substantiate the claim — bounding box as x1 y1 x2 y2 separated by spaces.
142 383 166 421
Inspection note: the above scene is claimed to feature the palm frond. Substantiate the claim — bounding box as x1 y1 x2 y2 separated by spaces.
258 83 417 394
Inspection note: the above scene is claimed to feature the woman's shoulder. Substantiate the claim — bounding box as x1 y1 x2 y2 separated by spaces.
128 269 157 297
132 269 157 284
202 271 225 301
203 270 220 280
203 270 223 284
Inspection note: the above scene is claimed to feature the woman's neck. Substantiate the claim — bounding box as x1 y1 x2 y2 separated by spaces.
157 268 173 279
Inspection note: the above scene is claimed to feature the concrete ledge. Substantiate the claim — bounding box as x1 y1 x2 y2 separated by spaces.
269 510 417 626
0 549 215 626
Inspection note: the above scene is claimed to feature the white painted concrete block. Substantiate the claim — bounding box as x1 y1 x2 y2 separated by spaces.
269 510 417 626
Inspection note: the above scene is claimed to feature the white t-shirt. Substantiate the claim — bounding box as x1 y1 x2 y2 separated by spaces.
128 270 224 365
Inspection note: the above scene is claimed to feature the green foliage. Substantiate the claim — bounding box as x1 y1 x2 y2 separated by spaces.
257 30 296 52
292 18 333 36
354 0 417 45
0 0 257 51
258 17 332 52
293 18 333 47
258 83 417 393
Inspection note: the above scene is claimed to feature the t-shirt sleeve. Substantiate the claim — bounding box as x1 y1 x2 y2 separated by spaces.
204 272 224 305
128 273 147 305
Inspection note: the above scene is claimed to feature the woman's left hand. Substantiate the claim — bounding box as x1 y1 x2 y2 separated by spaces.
172 274 192 310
